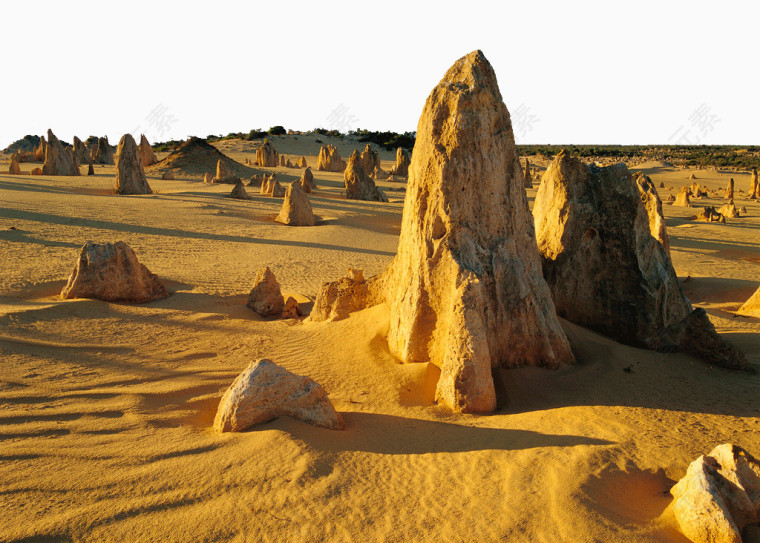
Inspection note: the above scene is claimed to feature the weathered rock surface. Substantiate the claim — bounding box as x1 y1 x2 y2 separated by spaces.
33 136 46 162
229 180 252 200
534 152 748 370
213 359 344 432
279 154 286 167
256 141 278 167
161 171 175 180
523 158 532 188
317 144 345 172
300 167 316 193
92 136 114 165
138 134 158 167
281 297 303 319
310 269 386 322
675 186 693 207
296 156 308 168
636 173 670 254
42 130 80 176
691 182 707 198
73 136 88 165
372 166 389 180
359 144 380 175
390 147 410 177
204 172 213 183
738 284 760 317
689 172 697 180
344 150 388 202
726 178 734 200
276 181 315 226
87 160 94 176
381 50 574 412
115 134 152 195
750 168 759 199
60 241 167 303
9 153 21 174
261 174 285 197
249 173 263 187
246 267 284 317
212 159 239 183
670 444 760 543
695 206 726 223
718 201 740 219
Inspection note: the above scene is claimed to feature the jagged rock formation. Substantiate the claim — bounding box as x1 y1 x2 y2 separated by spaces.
42 130 79 176
73 136 88 165
718 201 740 219
296 156 307 168
33 136 46 162
636 173 670 254
256 141 278 167
9 153 21 174
300 168 316 193
674 186 693 207
344 150 388 202
750 168 759 199
146 137 256 178
138 134 158 167
310 269 385 322
229 180 252 200
276 181 315 226
115 134 152 194
60 241 167 303
260 174 285 197
282 297 303 319
92 136 114 165
246 267 284 317
691 182 707 198
317 144 345 172
249 174 263 187
390 147 411 177
523 158 532 188
213 359 344 432
212 159 240 183
359 144 380 175
695 206 726 223
534 151 748 370
669 444 760 543
726 178 734 200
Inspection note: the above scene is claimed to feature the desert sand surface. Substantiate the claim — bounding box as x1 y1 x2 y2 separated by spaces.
0 139 758 542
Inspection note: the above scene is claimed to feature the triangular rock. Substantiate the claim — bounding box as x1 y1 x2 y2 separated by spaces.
344 150 388 202
33 136 46 162
9 153 21 174
359 144 380 175
42 130 79 176
256 140 278 167
276 181 315 226
73 136 88 165
92 136 114 165
246 267 284 317
317 144 344 172
212 159 239 183
115 134 152 195
300 167 316 193
674 186 692 207
138 134 158 167
229 180 252 200
636 173 670 254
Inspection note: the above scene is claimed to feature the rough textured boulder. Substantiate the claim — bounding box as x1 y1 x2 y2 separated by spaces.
212 159 239 183
523 158 532 188
296 156 308 168
282 297 303 319
33 136 46 162
246 267 285 317
60 241 167 303
381 50 574 412
317 144 344 172
73 136 88 165
42 130 80 176
310 269 385 322
344 150 388 202
691 182 707 198
750 168 759 199
738 285 760 317
115 134 152 195
229 180 252 200
534 152 748 370
138 134 158 167
260 174 285 197
9 153 21 174
726 178 734 200
372 166 390 180
213 360 344 432
300 167 316 193
695 206 726 223
161 171 175 180
390 147 410 177
256 141 278 167
718 201 739 219
636 173 670 254
670 444 760 543
92 136 114 165
674 186 693 207
359 144 380 175
276 181 315 226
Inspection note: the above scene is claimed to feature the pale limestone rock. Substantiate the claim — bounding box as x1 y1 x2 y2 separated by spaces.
203 172 213 183
87 160 94 176
310 269 385 322
92 136 114 165
138 134 158 167
246 267 284 317
9 153 21 174
534 152 748 371
115 134 152 195
751 169 759 199
390 147 410 177
372 165 390 180
269 175 285 197
256 140 278 167
695 206 726 223
73 136 88 165
636 173 670 254
42 129 79 176
212 159 239 183
286 159 294 168
738 283 760 317
718 201 739 218
675 186 693 207
523 157 532 188
692 182 706 198
213 359 344 432
726 178 734 200
60 241 167 303
276 181 315 226
344 150 388 202
360 143 380 175
689 172 697 180
317 144 345 172
296 156 308 168
300 167 316 193
282 297 303 319
33 136 46 161
249 173 263 187
382 50 574 413
670 444 760 543
229 180 252 200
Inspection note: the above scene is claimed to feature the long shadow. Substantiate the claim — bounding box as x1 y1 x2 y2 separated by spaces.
0 207 395 257
270 412 614 455
0 229 81 249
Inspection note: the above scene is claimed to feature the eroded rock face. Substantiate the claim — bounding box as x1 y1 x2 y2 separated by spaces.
382 50 574 413
390 147 411 177
213 159 239 183
268 175 285 197
750 169 759 199
344 150 388 202
360 144 380 175
60 241 167 303
372 166 389 180
317 144 344 172
138 134 158 167
738 284 760 318
670 444 760 543
115 134 152 195
282 297 303 319
33 136 46 162
161 171 175 180
73 136 88 165
310 269 385 322
276 181 315 226
246 267 284 317
229 180 252 200
674 186 693 207
42 129 80 176
636 173 670 254
204 172 213 184
9 153 21 174
695 206 726 223
256 141 278 167
523 158 532 188
296 156 308 168
534 152 748 370
213 359 344 432
718 201 739 218
92 136 114 165
726 178 734 200
87 160 94 176
300 167 316 193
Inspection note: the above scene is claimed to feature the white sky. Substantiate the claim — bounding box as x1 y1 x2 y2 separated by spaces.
1 0 758 148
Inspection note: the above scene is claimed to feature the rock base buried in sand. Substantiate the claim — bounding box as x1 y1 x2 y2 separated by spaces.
310 269 385 322
229 181 252 200
214 359 344 432
276 181 314 226
281 296 303 319
670 444 760 543
246 267 284 317
60 241 168 303
738 284 760 318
